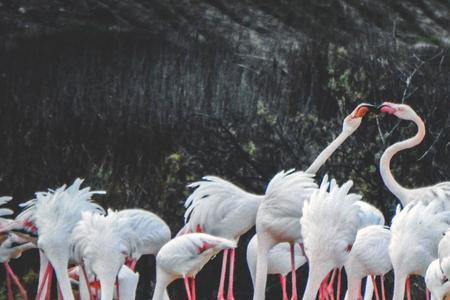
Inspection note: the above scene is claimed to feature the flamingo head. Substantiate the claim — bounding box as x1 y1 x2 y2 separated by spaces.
425 259 450 300
378 102 418 121
343 103 376 134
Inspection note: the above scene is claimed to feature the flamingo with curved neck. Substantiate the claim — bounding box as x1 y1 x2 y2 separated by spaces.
378 102 449 206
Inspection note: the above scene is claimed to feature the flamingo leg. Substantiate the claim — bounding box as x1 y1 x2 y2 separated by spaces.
45 265 53 300
290 243 298 300
370 275 380 300
35 263 51 300
217 249 228 300
381 275 386 300
327 269 337 299
94 276 99 300
335 268 342 300
406 276 412 300
426 288 430 300
191 277 196 300
4 262 29 300
184 276 193 300
6 267 13 300
227 248 236 300
279 275 288 300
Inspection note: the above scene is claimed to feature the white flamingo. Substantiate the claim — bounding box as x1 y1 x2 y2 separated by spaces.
300 177 361 300
344 225 392 300
152 233 237 300
1 196 34 300
72 211 141 300
425 259 450 300
246 235 306 300
389 200 450 300
378 102 450 206
253 103 375 300
17 178 106 300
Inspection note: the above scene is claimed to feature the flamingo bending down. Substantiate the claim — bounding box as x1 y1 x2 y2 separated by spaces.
152 233 237 300
18 178 106 300
253 103 375 300
344 225 392 300
1 196 34 300
246 235 306 300
378 102 450 207
300 177 361 300
389 200 450 300
425 259 450 300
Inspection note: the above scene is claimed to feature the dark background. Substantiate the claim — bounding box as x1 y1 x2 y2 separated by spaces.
0 0 449 299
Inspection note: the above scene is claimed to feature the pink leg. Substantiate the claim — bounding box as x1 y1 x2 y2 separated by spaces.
426 288 430 300
35 263 51 300
381 275 386 300
191 277 196 300
4 262 28 300
227 248 236 300
371 275 380 300
406 276 412 300
336 268 342 300
45 265 53 300
184 276 193 300
327 269 337 298
290 243 298 300
94 276 99 300
6 267 13 300
217 249 228 300
279 275 288 300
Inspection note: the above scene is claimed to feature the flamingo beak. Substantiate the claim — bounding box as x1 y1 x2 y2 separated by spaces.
352 103 377 118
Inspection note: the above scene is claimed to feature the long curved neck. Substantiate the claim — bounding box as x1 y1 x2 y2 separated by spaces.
379 115 425 204
152 269 171 300
306 131 352 175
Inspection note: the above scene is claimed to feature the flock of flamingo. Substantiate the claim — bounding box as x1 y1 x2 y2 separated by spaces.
0 101 449 300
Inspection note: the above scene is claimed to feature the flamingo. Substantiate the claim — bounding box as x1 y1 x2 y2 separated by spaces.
253 103 376 300
389 200 450 300
16 178 106 300
378 101 450 206
178 175 264 300
246 235 307 300
425 259 450 300
72 210 141 300
300 177 361 300
1 196 34 300
344 225 392 300
152 233 237 300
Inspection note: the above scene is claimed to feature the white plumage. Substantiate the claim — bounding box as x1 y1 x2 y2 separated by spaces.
389 200 450 300
301 177 360 300
344 225 392 300
25 178 105 300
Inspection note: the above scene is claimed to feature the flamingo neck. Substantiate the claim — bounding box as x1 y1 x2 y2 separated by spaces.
379 115 425 204
152 269 172 300
306 131 351 175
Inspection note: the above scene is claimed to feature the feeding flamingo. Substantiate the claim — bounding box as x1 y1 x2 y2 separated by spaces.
425 259 450 300
152 233 237 300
